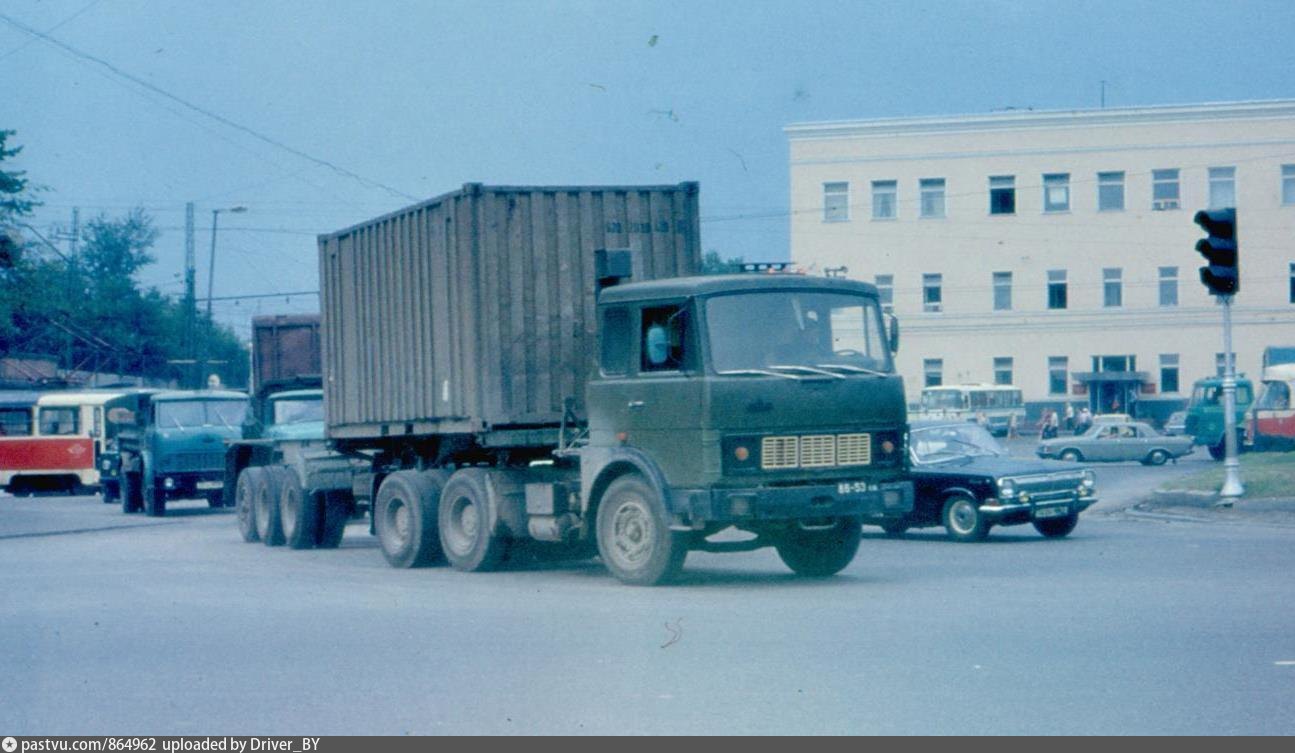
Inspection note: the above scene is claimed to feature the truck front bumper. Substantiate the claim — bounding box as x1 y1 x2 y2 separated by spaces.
674 480 914 527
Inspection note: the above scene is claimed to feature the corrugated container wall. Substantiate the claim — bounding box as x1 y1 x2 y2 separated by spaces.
251 314 321 394
319 183 701 440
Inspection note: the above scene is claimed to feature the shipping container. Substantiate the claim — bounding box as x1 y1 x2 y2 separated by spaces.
318 182 700 440
251 314 321 395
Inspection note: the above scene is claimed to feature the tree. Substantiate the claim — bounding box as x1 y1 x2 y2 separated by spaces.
0 130 38 223
701 249 745 274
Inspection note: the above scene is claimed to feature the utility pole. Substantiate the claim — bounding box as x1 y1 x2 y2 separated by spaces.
184 202 197 388
1100 80 1106 109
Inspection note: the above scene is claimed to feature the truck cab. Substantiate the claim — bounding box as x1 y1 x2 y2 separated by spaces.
1183 376 1253 460
112 389 249 516
1246 364 1295 451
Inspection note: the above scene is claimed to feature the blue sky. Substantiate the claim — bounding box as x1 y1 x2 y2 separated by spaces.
4 0 1293 337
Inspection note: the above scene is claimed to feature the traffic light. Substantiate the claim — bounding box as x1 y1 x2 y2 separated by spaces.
1194 208 1238 296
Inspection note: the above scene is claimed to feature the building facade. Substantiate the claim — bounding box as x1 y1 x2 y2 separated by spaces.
786 100 1295 421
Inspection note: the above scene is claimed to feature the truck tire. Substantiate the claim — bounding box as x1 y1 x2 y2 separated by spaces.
120 471 143 514
235 467 263 542
206 490 224 508
316 491 350 549
774 517 862 577
255 467 287 546
102 481 119 505
595 474 687 586
438 468 509 572
142 463 166 517
375 470 446 568
278 470 318 550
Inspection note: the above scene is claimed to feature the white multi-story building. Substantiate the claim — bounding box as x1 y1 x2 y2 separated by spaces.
786 100 1295 421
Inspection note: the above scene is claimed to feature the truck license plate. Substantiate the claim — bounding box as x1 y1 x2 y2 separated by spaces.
1034 505 1069 519
196 481 223 490
836 481 876 496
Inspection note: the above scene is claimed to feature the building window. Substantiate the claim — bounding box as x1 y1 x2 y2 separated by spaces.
1159 266 1178 307
823 182 849 222
994 357 1014 386
1208 166 1236 209
1216 352 1235 376
871 180 897 220
924 358 943 387
1098 171 1125 211
1103 268 1123 308
1047 269 1068 310
875 274 894 313
1048 356 1069 395
1283 165 1295 205
989 176 1015 215
1043 173 1070 213
1160 354 1180 394
1152 169 1180 211
922 273 943 312
992 271 1012 311
920 178 946 218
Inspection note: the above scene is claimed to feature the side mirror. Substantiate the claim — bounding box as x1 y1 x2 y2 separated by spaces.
107 407 136 425
886 314 900 354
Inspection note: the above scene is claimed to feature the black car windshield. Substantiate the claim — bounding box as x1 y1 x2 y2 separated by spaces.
911 423 1005 464
272 397 324 425
705 290 892 374
156 399 249 429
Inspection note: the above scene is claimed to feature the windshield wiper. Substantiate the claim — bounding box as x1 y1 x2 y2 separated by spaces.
765 364 845 379
717 368 802 380
814 363 890 377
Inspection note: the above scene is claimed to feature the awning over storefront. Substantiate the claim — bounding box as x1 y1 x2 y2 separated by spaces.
1072 371 1151 383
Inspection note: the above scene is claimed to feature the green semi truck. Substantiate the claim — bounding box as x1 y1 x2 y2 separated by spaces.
1183 375 1253 460
228 183 913 584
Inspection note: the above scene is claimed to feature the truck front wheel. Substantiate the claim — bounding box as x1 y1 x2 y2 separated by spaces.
377 470 446 568
774 517 861 577
596 474 687 586
438 468 507 572
235 468 263 542
120 471 142 514
142 469 166 518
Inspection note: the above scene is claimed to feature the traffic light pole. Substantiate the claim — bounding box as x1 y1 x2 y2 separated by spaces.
1219 295 1244 501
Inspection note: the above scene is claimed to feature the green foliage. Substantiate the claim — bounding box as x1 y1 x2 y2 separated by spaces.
0 130 38 222
701 249 745 274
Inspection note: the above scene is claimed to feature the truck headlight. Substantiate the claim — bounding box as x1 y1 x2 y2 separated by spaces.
997 478 1017 498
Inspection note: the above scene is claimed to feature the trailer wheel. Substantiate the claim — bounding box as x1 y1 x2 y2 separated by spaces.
774 517 862 577
438 468 509 572
595 474 687 586
377 470 446 568
316 491 350 549
278 470 317 550
120 471 142 514
255 468 286 546
235 467 263 542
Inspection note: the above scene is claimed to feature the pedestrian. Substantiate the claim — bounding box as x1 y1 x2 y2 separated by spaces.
1007 411 1019 440
1046 408 1060 439
1064 402 1075 432
1076 406 1092 434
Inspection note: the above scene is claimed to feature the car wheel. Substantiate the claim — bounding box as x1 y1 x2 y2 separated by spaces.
879 520 909 538
1145 449 1169 466
942 494 989 542
1060 449 1083 462
596 474 687 586
775 517 862 577
1034 513 1079 538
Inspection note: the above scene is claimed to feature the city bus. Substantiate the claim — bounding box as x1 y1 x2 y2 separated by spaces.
913 383 1026 436
0 390 124 494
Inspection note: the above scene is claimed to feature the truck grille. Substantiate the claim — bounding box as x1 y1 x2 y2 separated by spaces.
161 452 225 472
761 433 871 470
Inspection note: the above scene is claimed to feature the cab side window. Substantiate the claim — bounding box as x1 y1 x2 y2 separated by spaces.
640 304 689 373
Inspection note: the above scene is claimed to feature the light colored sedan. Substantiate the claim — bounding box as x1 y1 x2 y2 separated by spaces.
1036 419 1194 465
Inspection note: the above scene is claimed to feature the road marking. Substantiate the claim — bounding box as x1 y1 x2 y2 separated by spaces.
1276 661 1295 666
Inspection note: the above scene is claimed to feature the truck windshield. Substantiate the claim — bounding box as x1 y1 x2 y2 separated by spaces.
272 397 324 425
705 290 892 374
157 399 249 429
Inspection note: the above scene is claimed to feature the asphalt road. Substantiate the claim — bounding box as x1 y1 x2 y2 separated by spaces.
2 464 1292 735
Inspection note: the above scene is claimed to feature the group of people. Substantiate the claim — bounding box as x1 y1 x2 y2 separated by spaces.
1037 403 1093 439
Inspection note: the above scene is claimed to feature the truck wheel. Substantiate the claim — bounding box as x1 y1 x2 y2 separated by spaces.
774 517 862 577
143 474 166 518
102 481 119 505
255 468 286 546
1034 512 1079 538
278 470 317 550
235 468 263 542
942 494 989 542
316 491 350 549
1208 440 1226 460
120 472 142 514
438 468 512 572
206 490 224 508
377 470 446 568
595 474 687 586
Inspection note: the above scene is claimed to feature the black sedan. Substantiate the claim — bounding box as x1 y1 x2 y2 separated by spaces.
866 421 1098 541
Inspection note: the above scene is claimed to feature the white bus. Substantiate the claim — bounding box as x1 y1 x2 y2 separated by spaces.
913 383 1026 436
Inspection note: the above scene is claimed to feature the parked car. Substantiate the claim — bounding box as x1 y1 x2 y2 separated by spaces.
1163 411 1188 436
1036 419 1193 465
864 421 1097 542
